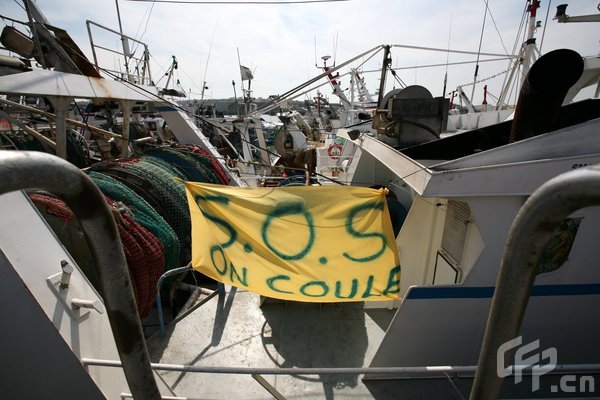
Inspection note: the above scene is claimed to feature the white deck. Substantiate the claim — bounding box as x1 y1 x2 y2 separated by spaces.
146 288 401 399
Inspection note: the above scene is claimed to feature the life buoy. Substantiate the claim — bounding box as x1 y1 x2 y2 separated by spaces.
327 143 343 160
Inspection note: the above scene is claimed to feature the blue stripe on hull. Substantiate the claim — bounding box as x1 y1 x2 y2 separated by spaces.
406 283 600 299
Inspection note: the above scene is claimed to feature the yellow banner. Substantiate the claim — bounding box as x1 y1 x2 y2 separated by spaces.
184 182 400 302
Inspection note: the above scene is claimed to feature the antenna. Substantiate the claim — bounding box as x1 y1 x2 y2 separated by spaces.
314 34 318 67
201 16 219 100
333 30 339 66
443 15 453 97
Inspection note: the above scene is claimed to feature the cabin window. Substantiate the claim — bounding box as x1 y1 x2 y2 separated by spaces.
440 200 471 268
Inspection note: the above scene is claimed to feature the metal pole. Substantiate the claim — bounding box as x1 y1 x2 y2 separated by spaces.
376 45 391 109
470 165 600 399
46 96 73 159
114 0 131 80
0 151 161 400
120 100 133 158
23 0 47 69
82 358 478 376
232 80 240 118
81 358 600 377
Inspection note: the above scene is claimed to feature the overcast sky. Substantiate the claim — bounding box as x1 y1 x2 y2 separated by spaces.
2 0 599 105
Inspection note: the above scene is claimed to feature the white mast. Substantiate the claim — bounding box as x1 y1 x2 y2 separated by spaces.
495 0 540 110
521 0 541 84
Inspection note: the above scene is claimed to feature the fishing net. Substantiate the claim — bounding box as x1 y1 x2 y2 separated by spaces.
143 147 220 183
87 171 181 270
90 156 192 266
27 192 164 318
172 144 230 185
115 206 165 317
136 154 189 181
28 192 99 289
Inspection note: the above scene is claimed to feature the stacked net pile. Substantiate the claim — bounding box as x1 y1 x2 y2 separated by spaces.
87 171 181 270
28 192 164 318
171 144 230 185
143 147 220 183
25 143 235 318
90 156 192 265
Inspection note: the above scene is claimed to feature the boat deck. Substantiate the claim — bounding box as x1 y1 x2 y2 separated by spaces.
146 287 406 399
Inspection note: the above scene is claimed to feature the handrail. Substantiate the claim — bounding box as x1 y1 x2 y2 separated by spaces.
0 151 161 399
470 164 600 399
156 265 192 336
86 19 152 86
81 358 600 377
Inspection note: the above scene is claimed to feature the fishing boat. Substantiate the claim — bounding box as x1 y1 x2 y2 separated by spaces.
1 1 600 399
261 1 600 184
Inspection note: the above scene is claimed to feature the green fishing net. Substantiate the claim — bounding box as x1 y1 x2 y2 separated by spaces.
87 171 181 270
90 156 192 265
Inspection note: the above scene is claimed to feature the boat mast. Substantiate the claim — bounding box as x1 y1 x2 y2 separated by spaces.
376 45 391 109
22 0 47 69
237 48 253 117
521 0 541 83
350 68 356 121
320 55 351 124
495 0 540 110
114 0 133 82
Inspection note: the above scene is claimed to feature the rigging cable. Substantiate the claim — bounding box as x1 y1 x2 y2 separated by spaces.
359 56 511 75
515 2 532 89
497 1 528 108
470 0 490 104
538 0 552 53
11 0 26 12
252 45 384 116
131 0 157 54
484 0 510 57
254 48 382 117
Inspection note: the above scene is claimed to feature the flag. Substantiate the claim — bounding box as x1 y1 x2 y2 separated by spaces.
184 183 401 302
240 65 253 81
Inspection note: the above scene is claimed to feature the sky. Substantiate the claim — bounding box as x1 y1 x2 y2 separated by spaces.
2 0 599 106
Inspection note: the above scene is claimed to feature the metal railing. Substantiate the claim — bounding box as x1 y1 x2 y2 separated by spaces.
86 20 153 86
0 151 161 399
83 358 600 400
470 165 600 399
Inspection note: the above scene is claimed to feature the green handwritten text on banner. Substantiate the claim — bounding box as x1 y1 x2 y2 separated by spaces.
184 182 400 302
